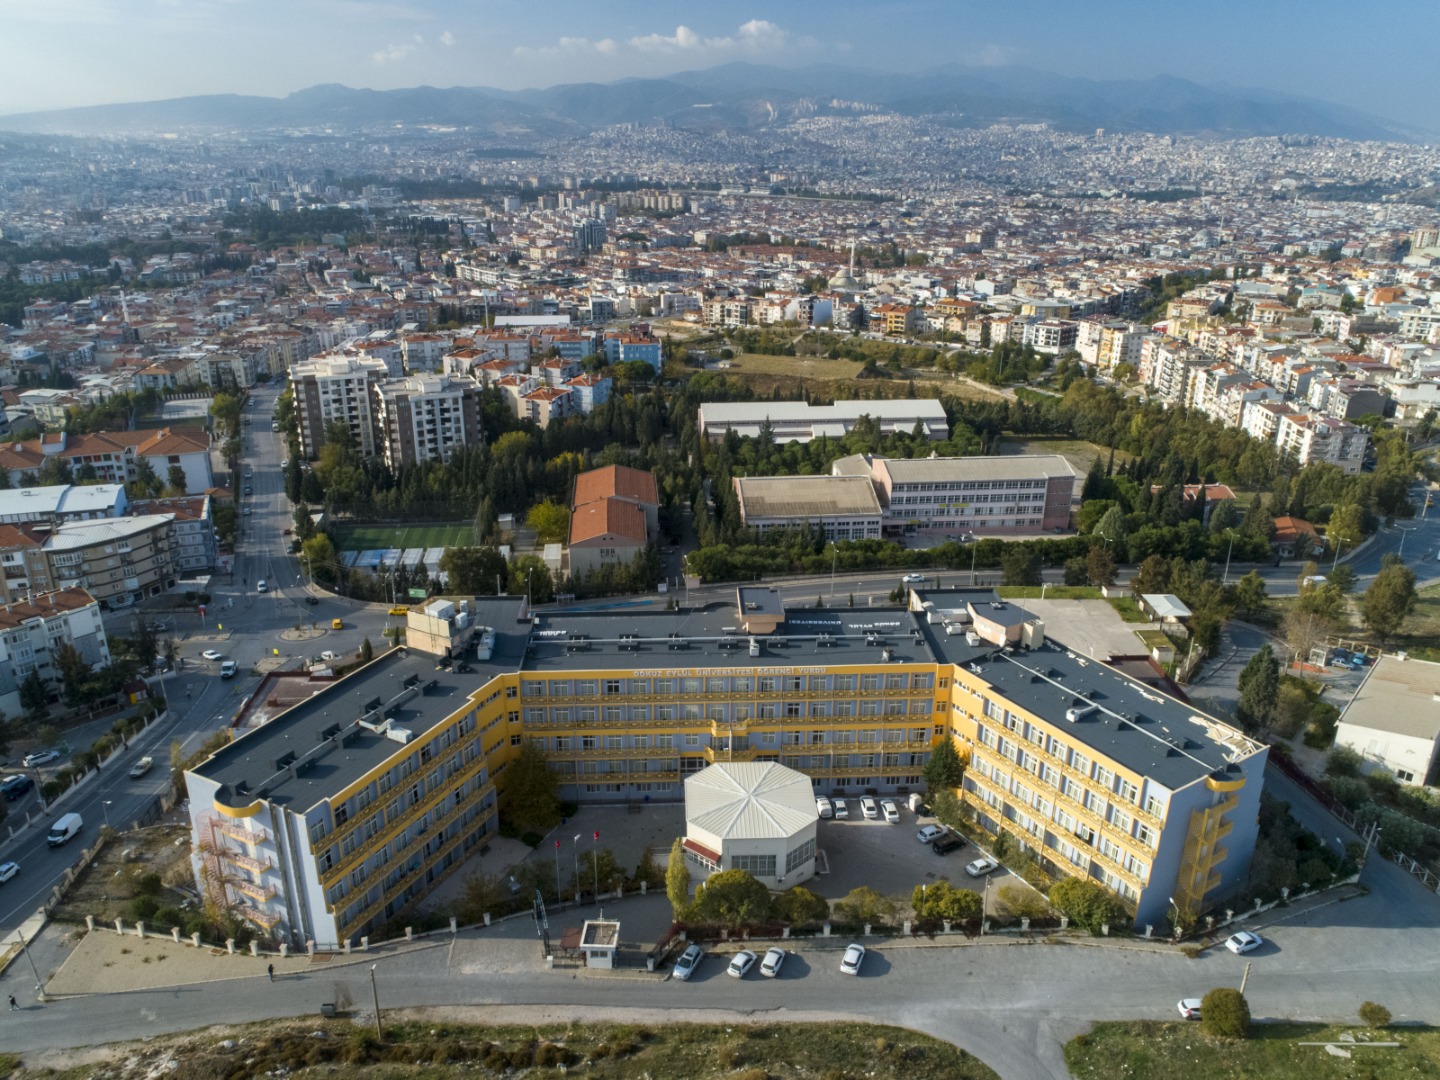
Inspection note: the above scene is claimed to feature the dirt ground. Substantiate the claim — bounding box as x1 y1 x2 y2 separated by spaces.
52 823 195 926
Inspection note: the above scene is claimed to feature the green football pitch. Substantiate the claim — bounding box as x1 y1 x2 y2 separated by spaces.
328 522 475 553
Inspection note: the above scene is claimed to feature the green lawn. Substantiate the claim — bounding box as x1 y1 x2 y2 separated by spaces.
1066 1020 1440 1080
1108 596 1151 623
997 586 1104 600
329 521 475 553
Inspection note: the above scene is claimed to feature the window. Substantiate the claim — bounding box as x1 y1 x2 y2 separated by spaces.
683 734 700 748
1117 779 1138 803
1135 823 1154 848
785 838 816 874
1397 769 1416 783
604 679 621 695
1144 794 1167 819
730 853 777 876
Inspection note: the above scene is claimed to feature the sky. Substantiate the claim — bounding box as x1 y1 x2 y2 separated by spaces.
0 0 1436 132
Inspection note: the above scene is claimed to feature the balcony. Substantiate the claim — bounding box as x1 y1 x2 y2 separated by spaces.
235 880 277 903
238 905 282 929
215 821 268 845
221 850 271 874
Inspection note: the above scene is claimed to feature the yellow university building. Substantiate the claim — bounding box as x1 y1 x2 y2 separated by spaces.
185 588 1265 948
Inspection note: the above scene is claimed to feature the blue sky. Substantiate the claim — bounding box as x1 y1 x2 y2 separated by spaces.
1 0 1435 131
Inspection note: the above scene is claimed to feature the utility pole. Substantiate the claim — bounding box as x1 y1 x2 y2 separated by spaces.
1239 960 1252 996
368 964 383 1041
14 931 46 1002
1223 530 1235 585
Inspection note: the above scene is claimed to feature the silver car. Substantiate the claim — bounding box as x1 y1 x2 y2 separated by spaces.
672 943 703 981
759 947 786 978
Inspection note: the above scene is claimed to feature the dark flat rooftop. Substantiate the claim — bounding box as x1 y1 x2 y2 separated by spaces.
194 598 531 812
966 642 1263 790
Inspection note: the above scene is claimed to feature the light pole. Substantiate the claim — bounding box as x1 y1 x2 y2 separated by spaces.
572 833 581 903
830 545 838 600
527 566 534 609
1331 536 1349 573
1397 524 1416 560
1223 529 1236 585
368 963 383 1041
970 545 978 586
102 800 113 829
12 930 45 1002
592 829 600 908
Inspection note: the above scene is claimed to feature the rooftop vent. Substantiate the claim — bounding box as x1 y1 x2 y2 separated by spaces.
881 647 894 663
1064 704 1098 724
748 637 761 658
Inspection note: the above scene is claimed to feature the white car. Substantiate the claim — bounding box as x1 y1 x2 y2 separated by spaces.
815 796 834 819
916 824 945 843
880 799 900 823
832 799 849 819
965 856 999 877
727 950 757 978
860 797 880 820
839 942 866 975
22 750 60 767
320 650 340 662
257 579 268 593
242 506 253 515
901 573 926 584
0 861 18 884
1177 998 1203 1020
201 649 223 662
672 943 703 981
1225 931 1263 955
759 947 786 978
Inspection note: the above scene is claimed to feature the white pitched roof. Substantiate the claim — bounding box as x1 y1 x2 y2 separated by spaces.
684 762 817 840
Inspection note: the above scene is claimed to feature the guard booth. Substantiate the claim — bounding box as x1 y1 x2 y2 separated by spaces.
579 919 620 969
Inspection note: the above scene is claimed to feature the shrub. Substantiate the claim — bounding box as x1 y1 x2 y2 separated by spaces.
134 872 164 896
129 896 160 920
1048 878 1127 934
1201 987 1251 1039
1326 745 1363 778
1358 1001 1392 1027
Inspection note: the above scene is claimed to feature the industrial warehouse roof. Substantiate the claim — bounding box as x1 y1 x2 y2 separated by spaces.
572 464 659 510
875 454 1079 484
684 762 817 840
698 399 949 425
733 474 882 520
568 496 648 545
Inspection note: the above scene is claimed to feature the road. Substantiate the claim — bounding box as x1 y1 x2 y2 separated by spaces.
0 387 399 941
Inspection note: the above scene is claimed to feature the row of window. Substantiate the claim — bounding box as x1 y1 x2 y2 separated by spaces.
523 700 934 725
532 726 931 750
521 673 936 698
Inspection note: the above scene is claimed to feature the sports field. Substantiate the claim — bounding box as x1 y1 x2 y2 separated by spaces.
328 521 474 553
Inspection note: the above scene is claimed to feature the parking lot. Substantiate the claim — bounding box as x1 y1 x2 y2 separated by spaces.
812 799 1017 913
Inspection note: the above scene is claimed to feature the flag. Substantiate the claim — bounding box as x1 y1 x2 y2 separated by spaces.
555 839 560 849
593 830 600 842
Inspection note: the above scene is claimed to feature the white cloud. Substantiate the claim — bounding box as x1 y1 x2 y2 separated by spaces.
517 19 793 60
969 43 1019 67
372 41 415 64
439 29 454 47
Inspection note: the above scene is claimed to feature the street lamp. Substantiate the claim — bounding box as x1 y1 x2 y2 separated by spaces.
1222 529 1236 585
368 963 383 1041
1331 536 1349 573
102 800 113 829
830 545 838 600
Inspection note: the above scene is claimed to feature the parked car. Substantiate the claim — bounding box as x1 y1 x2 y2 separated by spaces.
839 942 866 975
727 950 757 978
965 856 999 877
22 750 59 768
0 861 18 884
1329 648 1351 667
860 797 880 820
916 824 946 843
815 796 834 819
1 775 34 800
128 756 154 779
759 947 786 978
672 943 703 981
1176 998 1203 1020
1225 931 1263 955
832 799 849 819
932 834 965 856
880 798 900 823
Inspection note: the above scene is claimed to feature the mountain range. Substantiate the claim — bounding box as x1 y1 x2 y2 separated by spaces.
0 62 1420 142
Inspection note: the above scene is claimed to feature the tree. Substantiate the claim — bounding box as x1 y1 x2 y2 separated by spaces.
1062 555 1089 586
359 637 374 662
1201 987 1251 1039
438 546 508 595
911 880 982 923
509 555 556 604
1094 504 1127 544
994 882 1051 919
666 837 690 919
1237 645 1280 733
300 532 339 585
129 457 161 498
1233 570 1267 619
166 464 188 493
526 500 571 544
1086 545 1117 587
688 869 772 929
1282 607 1329 669
19 670 47 720
832 886 897 927
1327 503 1365 553
1362 562 1417 643
1131 554 1171 594
1048 878 1127 934
54 641 93 707
503 742 560 829
923 736 966 793
1001 545 1042 587
773 885 830 926
1358 1002 1392 1028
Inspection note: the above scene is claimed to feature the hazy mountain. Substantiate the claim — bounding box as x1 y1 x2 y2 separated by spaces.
0 62 1420 142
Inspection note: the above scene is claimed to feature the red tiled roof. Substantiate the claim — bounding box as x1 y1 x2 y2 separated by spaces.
568 497 648 546
571 464 659 510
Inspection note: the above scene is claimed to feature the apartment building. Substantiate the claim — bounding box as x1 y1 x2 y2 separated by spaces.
0 525 52 604
183 588 1264 949
0 484 128 526
0 587 110 718
1274 412 1369 474
697 400 950 444
291 353 390 458
1023 318 1079 356
371 373 483 470
0 429 213 495
44 514 177 609
871 303 922 337
853 454 1077 536
129 495 216 574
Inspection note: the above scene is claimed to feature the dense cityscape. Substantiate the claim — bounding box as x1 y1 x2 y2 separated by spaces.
1 33 1439 1080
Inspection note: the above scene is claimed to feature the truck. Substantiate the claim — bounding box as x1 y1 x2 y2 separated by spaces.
47 812 83 847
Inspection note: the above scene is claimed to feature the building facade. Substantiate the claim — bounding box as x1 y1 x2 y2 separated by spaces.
860 454 1078 535
0 587 110 717
44 514 177 609
291 354 390 459
371 373 483 470
184 587 1264 949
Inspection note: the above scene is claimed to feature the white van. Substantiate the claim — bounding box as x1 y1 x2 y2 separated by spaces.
47 812 84 847
257 579 268 593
